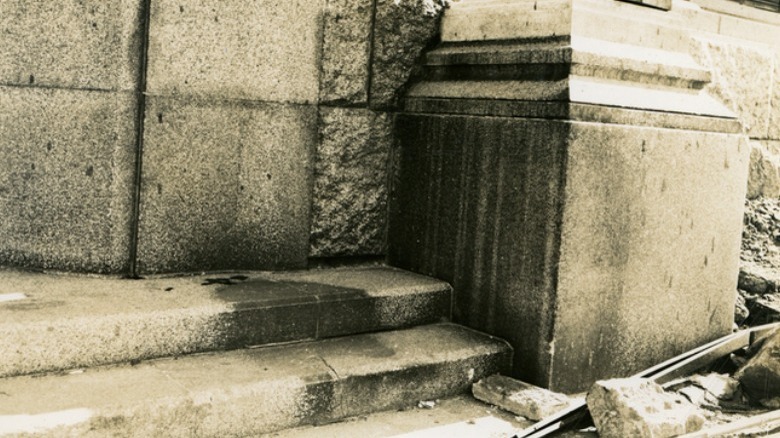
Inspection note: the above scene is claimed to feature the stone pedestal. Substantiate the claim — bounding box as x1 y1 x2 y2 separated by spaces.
389 0 750 392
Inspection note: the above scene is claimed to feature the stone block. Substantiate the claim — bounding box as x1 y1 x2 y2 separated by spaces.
0 86 137 274
371 0 446 108
146 0 322 103
135 96 315 274
390 114 749 392
552 123 748 391
0 0 143 91
735 327 780 407
320 0 372 104
472 375 571 421
691 37 774 139
746 141 780 199
310 108 393 257
587 378 705 438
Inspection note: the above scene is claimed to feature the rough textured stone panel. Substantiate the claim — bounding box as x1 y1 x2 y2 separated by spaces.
147 0 322 103
553 124 748 391
0 0 142 91
310 107 393 257
0 87 137 273
747 140 780 199
320 0 372 104
587 378 705 438
136 97 315 274
371 0 446 108
691 37 773 139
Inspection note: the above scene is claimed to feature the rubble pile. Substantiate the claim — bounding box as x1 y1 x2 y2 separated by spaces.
474 325 780 437
738 198 780 326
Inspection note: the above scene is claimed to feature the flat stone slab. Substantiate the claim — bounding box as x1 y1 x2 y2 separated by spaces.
0 266 451 378
0 324 511 437
472 375 572 420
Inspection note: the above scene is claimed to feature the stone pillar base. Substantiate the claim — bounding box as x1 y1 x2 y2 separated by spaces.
389 0 750 392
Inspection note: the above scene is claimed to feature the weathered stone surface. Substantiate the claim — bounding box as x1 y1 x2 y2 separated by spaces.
0 0 142 91
770 51 780 140
0 86 137 274
0 324 511 437
735 327 780 407
587 378 705 438
691 37 774 139
310 107 393 257
747 141 780 199
472 375 571 421
391 114 748 392
320 0 372 104
553 123 748 391
371 0 446 108
136 96 315 274
147 0 322 103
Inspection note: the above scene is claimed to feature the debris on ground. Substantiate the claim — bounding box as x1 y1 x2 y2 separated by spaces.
472 374 572 421
734 326 780 408
502 323 780 438
417 400 436 409
586 377 705 438
738 198 780 326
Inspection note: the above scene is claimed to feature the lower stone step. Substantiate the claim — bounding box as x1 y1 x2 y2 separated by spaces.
0 324 511 437
0 266 451 378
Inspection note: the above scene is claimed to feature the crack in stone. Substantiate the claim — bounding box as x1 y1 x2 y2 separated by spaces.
319 355 340 380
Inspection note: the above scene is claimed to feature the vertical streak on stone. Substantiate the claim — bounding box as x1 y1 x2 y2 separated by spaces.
128 0 153 277
366 0 379 108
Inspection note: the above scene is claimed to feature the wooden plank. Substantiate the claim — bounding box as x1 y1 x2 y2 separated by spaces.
678 409 780 437
650 331 750 384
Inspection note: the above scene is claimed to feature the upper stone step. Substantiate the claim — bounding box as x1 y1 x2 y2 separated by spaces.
0 323 511 437
0 266 451 378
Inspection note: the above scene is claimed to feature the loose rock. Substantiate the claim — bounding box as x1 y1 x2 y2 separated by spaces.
587 378 705 438
735 327 780 408
688 373 740 400
472 374 571 421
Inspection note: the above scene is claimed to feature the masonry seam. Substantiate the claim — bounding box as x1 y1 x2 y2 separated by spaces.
128 0 153 277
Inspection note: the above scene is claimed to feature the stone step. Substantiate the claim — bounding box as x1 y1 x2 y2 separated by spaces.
0 266 451 378
0 323 512 437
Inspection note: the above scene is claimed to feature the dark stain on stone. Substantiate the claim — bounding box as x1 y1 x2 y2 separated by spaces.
164 287 174 292
214 16 219 22
641 140 647 154
92 22 97 29
157 183 162 195
704 255 709 267
661 179 667 193
28 74 34 84
85 165 94 177
46 142 52 152
157 113 163 124
180 5 184 12
230 275 248 281
266 173 272 180
5 300 66 312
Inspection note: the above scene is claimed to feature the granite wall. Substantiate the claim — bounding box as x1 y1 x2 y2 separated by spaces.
0 0 445 275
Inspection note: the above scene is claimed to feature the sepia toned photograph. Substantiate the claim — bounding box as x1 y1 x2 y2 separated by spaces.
0 0 779 436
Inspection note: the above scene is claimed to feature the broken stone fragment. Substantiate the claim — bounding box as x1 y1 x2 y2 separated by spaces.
587 378 705 438
735 327 780 407
472 374 571 421
688 373 740 401
746 295 780 325
735 291 750 325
